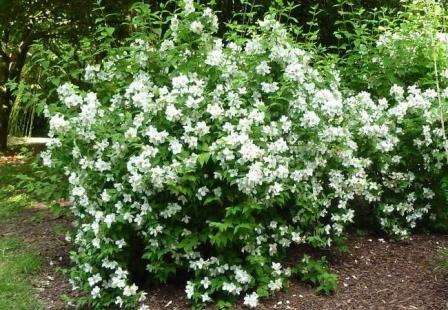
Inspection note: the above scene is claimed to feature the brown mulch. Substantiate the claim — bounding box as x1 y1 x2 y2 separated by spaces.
142 235 448 310
259 235 448 310
0 153 26 165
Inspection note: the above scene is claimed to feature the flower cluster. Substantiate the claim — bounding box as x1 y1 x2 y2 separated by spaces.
44 1 448 308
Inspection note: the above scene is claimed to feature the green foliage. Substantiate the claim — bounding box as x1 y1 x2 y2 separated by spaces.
333 0 448 233
0 157 66 205
335 0 448 96
0 149 67 229
294 255 338 295
0 0 136 150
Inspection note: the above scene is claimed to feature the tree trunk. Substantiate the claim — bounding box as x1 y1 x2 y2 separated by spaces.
0 90 12 152
0 107 9 152
0 40 30 152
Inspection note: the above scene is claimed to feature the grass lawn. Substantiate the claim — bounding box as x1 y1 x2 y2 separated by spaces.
0 237 43 309
0 150 70 309
0 158 43 309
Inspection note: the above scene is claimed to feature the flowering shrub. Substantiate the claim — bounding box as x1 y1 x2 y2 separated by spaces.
336 0 448 98
352 86 448 237
42 1 448 308
335 0 448 231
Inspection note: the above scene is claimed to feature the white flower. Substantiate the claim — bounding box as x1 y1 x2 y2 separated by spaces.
125 127 138 139
101 190 111 202
72 186 86 197
255 61 271 75
269 243 278 255
390 84 404 98
302 111 320 128
195 121 210 136
92 238 101 248
49 114 69 133
94 159 111 172
190 21 204 34
243 292 259 308
235 268 251 284
261 82 279 93
88 274 102 287
183 0 195 14
104 214 116 228
221 282 238 294
442 69 448 80
316 89 342 116
57 83 83 107
185 281 195 299
145 126 169 144
172 75 189 89
123 284 138 296
201 293 211 303
240 142 263 162
200 277 211 289
245 39 263 54
165 104 182 121
115 296 123 307
85 64 100 81
115 239 126 249
160 39 174 51
436 32 448 44
169 139 183 155
247 162 263 186
41 151 52 167
222 282 241 295
206 48 224 67
291 232 304 243
196 186 209 200
91 286 101 299
285 62 305 82
206 103 224 119
268 278 282 291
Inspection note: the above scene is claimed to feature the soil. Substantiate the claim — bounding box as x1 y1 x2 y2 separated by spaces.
2 157 448 309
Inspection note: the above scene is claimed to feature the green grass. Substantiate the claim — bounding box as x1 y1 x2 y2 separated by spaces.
0 159 33 220
0 154 53 309
0 237 43 309
0 190 29 219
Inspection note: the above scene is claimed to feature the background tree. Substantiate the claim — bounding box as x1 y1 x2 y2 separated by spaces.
0 0 133 151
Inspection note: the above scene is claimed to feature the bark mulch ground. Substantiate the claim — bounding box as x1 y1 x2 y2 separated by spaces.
142 235 448 310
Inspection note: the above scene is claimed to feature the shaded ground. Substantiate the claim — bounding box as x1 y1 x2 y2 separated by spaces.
1 153 448 309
